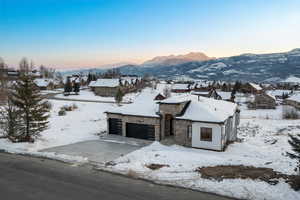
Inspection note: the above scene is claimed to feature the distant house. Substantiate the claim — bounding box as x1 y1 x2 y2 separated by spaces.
192 89 221 100
285 93 300 110
90 79 121 97
89 77 143 97
105 95 239 151
34 78 54 90
171 84 191 93
248 93 276 109
242 83 263 94
267 90 292 100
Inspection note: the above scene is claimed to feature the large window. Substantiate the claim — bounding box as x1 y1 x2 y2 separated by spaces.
200 127 212 141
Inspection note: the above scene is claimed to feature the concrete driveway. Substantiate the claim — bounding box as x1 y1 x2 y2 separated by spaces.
41 135 151 163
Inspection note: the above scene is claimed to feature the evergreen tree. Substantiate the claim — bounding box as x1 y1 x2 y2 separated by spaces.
10 73 50 142
287 134 300 174
115 88 124 105
64 77 72 95
73 82 80 95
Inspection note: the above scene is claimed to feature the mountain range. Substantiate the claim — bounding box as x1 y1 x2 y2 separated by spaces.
63 48 300 82
117 48 300 82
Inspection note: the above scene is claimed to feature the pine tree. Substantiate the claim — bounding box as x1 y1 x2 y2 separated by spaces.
115 88 124 105
287 134 300 174
73 82 80 95
9 73 50 142
64 77 72 95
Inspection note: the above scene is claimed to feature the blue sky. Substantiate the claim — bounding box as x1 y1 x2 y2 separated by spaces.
1 0 300 68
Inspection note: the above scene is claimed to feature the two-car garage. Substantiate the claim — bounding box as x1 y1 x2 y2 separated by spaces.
108 118 156 141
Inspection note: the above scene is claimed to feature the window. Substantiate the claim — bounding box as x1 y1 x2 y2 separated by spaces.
187 125 192 139
200 127 212 141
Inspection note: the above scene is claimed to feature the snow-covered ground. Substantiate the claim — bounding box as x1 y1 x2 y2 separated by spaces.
54 89 141 103
0 100 115 152
0 85 299 199
105 104 300 200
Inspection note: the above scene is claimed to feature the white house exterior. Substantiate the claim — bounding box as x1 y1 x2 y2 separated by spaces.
106 93 239 151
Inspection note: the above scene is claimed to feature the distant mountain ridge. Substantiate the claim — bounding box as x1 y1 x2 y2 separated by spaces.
117 48 300 82
62 48 300 82
142 52 215 67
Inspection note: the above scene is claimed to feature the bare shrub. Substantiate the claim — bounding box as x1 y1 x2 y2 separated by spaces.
145 163 170 170
283 106 299 119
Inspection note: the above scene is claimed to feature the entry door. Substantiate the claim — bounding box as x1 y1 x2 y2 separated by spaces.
165 114 173 136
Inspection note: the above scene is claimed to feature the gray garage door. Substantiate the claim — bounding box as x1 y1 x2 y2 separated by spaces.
108 118 122 135
126 123 155 141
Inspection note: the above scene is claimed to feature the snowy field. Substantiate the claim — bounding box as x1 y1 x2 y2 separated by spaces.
0 99 115 152
54 89 141 103
0 86 300 199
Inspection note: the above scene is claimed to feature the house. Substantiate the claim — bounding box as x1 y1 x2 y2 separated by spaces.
34 78 54 90
248 93 276 109
267 90 292 100
192 89 222 100
105 94 239 151
90 79 121 97
285 93 300 110
171 84 191 93
242 83 263 94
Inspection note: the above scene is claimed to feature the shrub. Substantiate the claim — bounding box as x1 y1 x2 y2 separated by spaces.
283 107 299 119
58 109 66 116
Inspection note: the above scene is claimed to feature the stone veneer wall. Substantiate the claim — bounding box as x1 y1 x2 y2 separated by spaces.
94 87 119 97
173 119 192 147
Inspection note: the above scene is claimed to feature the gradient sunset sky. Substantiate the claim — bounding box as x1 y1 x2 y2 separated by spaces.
1 0 300 69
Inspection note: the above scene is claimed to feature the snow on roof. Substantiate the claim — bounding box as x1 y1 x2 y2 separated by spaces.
287 93 300 102
88 81 96 87
108 91 238 123
93 79 120 87
107 89 159 117
172 84 190 90
174 95 237 123
34 78 53 87
267 90 291 97
216 91 231 100
249 83 262 91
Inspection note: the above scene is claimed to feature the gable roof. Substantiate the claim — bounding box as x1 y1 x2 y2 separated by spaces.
107 91 238 123
34 78 53 87
172 84 190 90
249 83 262 91
93 79 120 87
172 95 238 123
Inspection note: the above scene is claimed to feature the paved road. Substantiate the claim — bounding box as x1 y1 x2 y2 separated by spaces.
0 153 233 200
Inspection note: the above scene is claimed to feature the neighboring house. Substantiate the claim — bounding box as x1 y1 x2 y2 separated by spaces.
192 90 221 100
91 79 120 97
242 83 263 94
88 80 97 91
267 90 292 100
105 95 239 151
285 93 300 110
90 77 143 97
34 78 54 90
248 93 276 109
171 84 191 93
